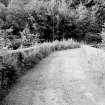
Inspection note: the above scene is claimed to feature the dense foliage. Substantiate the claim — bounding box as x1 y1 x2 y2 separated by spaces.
0 0 105 49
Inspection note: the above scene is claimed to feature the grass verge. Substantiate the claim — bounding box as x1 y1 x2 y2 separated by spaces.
0 39 81 102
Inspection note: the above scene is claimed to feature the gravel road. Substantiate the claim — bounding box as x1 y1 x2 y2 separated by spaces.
2 46 105 105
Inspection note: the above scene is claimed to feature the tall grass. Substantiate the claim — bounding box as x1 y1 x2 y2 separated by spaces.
0 39 81 102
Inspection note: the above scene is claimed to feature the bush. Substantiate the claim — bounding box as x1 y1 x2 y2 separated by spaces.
23 0 103 43
0 0 105 49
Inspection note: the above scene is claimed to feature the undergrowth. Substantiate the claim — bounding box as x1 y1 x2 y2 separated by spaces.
0 39 81 102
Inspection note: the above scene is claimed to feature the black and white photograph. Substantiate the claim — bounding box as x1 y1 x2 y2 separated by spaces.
1 0 105 105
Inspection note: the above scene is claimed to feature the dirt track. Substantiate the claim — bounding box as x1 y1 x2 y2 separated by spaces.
2 46 105 105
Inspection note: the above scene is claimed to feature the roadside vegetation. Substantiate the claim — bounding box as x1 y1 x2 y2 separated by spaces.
1 0 105 102
0 0 105 49
0 39 81 102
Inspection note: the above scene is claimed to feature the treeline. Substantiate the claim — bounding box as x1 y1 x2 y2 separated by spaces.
0 0 105 49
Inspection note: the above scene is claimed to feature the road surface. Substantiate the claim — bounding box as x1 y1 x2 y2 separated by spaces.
2 45 105 105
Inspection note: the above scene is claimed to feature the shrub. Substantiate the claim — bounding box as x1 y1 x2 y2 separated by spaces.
0 0 105 49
